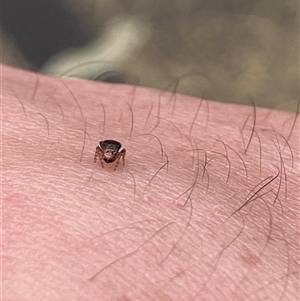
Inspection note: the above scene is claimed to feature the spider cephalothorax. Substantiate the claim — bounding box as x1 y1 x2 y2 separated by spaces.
94 139 126 171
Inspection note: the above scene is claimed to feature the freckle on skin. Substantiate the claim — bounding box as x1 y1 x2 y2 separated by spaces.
241 250 261 266
114 295 133 301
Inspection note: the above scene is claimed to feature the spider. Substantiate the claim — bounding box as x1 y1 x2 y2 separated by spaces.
94 139 126 171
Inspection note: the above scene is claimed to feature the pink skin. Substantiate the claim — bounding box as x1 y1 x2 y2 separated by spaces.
2 64 299 301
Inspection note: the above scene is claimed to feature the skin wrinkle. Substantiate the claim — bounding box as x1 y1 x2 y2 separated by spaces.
2 64 299 301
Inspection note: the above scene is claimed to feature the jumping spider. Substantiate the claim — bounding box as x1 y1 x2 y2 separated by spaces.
94 140 126 171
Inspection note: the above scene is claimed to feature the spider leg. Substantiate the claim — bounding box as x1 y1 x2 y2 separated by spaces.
94 146 104 168
94 151 98 163
114 149 126 171
99 156 104 168
120 149 126 164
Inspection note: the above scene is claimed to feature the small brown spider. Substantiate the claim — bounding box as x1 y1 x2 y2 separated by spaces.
94 139 126 171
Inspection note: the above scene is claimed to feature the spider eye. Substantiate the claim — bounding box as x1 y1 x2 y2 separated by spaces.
105 149 116 155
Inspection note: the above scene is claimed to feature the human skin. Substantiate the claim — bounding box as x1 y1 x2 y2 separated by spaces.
2 64 299 301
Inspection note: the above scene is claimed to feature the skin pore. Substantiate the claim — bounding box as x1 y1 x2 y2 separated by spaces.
2 64 299 300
